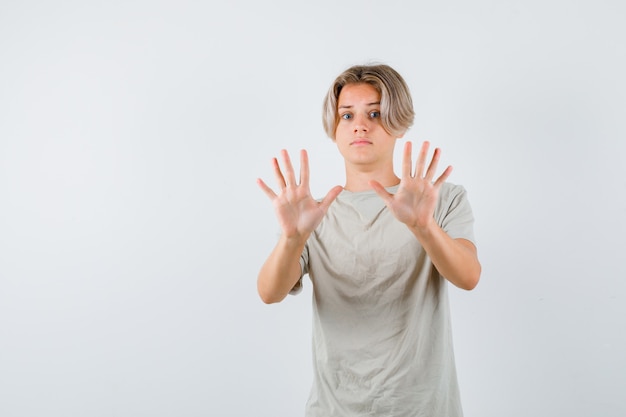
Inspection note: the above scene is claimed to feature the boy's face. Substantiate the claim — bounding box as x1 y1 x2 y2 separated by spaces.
334 83 398 170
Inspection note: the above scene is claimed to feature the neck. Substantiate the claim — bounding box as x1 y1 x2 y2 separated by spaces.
343 164 400 192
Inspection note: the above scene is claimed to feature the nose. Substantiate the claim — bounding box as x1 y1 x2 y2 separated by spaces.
353 113 369 133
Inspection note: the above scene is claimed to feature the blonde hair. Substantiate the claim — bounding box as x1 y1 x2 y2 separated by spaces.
322 64 415 140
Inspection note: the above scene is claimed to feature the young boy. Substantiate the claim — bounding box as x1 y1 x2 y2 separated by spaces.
256 64 481 417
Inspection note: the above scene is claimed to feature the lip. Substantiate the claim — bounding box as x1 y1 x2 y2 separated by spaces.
350 139 372 146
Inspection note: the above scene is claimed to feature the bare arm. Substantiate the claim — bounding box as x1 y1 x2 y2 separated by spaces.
257 149 342 303
257 234 308 304
408 229 480 290
371 141 481 290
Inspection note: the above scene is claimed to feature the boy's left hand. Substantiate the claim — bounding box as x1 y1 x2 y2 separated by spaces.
370 141 452 231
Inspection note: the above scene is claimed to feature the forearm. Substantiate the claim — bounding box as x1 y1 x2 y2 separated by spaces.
257 235 307 304
409 223 481 290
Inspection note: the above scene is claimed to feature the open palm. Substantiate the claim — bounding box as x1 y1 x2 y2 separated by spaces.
371 141 452 230
257 149 342 240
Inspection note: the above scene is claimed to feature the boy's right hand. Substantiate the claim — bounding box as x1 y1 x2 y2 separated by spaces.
257 149 343 241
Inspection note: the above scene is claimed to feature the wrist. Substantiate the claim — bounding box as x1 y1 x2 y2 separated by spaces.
408 218 438 240
279 232 309 249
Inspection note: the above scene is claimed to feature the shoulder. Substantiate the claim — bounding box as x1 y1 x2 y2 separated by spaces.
435 182 474 221
438 182 469 205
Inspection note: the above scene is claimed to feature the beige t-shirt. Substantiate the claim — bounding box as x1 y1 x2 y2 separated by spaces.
294 183 476 417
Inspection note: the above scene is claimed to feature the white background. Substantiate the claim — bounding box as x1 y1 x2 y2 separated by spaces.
1 1 625 416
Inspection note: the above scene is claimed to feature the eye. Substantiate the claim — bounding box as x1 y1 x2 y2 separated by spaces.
369 110 380 119
340 113 353 120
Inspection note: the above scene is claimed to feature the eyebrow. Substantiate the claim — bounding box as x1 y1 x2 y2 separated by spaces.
338 101 380 109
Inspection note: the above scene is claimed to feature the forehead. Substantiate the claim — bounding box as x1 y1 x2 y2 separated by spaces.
337 83 380 106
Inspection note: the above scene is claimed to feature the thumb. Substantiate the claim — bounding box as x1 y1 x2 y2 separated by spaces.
369 180 393 205
318 185 343 211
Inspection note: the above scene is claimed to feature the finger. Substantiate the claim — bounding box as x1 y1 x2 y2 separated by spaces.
369 180 393 205
433 165 453 187
424 147 442 182
299 149 310 189
256 178 277 200
415 141 430 179
402 141 413 179
271 157 287 189
318 185 343 212
281 149 297 187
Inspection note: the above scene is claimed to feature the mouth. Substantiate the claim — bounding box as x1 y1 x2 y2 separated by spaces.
350 139 372 146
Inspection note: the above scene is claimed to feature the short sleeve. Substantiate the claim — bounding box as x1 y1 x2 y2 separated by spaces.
436 183 476 245
289 241 309 296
